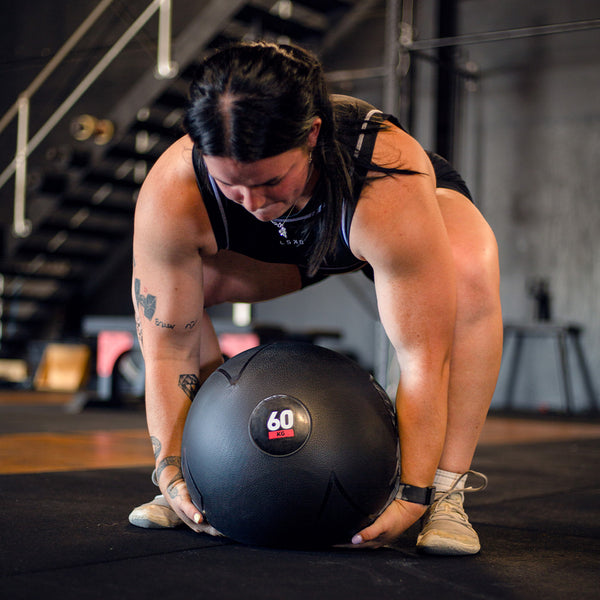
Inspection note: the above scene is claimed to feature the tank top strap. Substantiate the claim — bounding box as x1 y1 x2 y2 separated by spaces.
340 107 385 249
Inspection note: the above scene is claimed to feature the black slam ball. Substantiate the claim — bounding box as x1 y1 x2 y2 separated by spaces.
182 341 400 548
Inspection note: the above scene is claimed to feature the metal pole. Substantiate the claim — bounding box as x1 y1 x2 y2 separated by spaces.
383 0 400 115
435 0 459 162
156 0 178 79
325 66 388 84
407 18 600 51
0 274 4 350
13 97 32 238
398 0 415 128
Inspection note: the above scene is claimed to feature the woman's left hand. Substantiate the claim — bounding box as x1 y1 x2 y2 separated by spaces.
344 499 427 549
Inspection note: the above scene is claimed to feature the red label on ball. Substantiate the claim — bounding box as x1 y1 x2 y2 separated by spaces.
268 429 295 439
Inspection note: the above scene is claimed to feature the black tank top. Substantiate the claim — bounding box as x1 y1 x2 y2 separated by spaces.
191 95 387 274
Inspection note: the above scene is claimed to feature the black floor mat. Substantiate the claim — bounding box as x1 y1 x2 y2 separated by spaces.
1 439 599 600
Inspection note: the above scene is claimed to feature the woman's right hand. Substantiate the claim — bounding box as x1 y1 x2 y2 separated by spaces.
155 455 205 532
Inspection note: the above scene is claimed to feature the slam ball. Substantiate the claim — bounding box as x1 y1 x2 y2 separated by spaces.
182 341 400 548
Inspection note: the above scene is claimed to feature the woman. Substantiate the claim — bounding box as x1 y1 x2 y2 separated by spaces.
129 41 503 555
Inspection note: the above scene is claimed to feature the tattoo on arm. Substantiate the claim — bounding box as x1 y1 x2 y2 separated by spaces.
166 472 185 499
135 312 144 349
134 278 157 320
179 374 200 401
156 455 182 483
155 456 185 498
154 318 175 329
150 436 161 460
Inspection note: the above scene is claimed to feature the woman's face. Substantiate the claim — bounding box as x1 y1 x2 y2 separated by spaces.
201 117 321 221
203 147 314 221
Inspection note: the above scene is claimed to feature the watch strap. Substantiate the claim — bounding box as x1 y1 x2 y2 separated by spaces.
396 483 436 505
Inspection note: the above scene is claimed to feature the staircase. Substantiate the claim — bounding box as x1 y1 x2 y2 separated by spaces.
0 0 374 361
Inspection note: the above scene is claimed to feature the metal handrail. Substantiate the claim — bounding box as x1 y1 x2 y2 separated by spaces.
0 0 178 238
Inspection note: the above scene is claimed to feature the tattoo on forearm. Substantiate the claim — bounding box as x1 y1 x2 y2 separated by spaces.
135 312 144 349
154 318 175 329
134 278 156 320
166 472 185 498
150 436 161 460
155 455 185 498
179 374 200 400
184 319 198 330
155 455 182 483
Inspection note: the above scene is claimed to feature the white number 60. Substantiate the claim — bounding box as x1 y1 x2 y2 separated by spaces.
267 409 294 431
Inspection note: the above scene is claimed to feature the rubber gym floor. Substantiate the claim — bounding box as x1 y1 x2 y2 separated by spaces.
1 392 599 600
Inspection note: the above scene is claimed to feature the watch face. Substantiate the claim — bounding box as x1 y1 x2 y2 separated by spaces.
248 395 312 457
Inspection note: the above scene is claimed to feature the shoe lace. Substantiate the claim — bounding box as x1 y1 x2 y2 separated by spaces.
429 470 488 522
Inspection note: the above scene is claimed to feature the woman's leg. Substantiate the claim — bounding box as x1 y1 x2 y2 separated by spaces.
416 188 503 555
435 189 503 471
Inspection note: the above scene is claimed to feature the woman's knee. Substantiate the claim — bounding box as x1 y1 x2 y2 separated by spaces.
436 189 501 325
451 223 501 325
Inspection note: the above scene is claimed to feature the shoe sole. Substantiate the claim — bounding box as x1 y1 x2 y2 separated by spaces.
128 514 183 529
416 538 480 556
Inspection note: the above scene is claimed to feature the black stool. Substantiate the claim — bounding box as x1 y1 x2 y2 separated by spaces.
502 322 599 414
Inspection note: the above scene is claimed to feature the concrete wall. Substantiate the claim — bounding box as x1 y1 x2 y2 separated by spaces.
256 0 600 413
455 0 600 412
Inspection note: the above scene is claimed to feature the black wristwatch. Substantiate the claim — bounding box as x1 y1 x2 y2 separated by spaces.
396 483 436 506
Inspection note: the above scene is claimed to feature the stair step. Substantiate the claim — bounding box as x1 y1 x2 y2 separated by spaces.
129 118 182 140
61 192 136 215
83 169 143 192
134 105 186 134
206 33 237 50
15 245 108 263
153 89 188 111
21 227 112 248
1 290 70 305
35 221 131 243
0 306 51 325
104 139 166 164
39 211 132 237
0 263 83 283
33 172 70 196
43 146 93 171
233 4 323 40
293 0 354 14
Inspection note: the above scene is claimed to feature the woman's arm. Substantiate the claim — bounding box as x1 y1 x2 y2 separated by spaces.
132 136 218 529
349 126 457 546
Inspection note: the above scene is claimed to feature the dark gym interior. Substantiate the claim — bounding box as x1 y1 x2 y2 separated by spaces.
1 1 599 598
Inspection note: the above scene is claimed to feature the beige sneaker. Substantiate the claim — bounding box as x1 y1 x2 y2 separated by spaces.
128 494 184 529
416 470 488 556
128 493 224 537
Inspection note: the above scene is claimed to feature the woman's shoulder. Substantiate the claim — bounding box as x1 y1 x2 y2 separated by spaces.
135 136 217 251
149 135 196 182
139 136 200 207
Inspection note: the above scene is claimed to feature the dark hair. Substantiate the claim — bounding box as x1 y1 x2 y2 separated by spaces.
183 41 353 276
183 41 419 276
